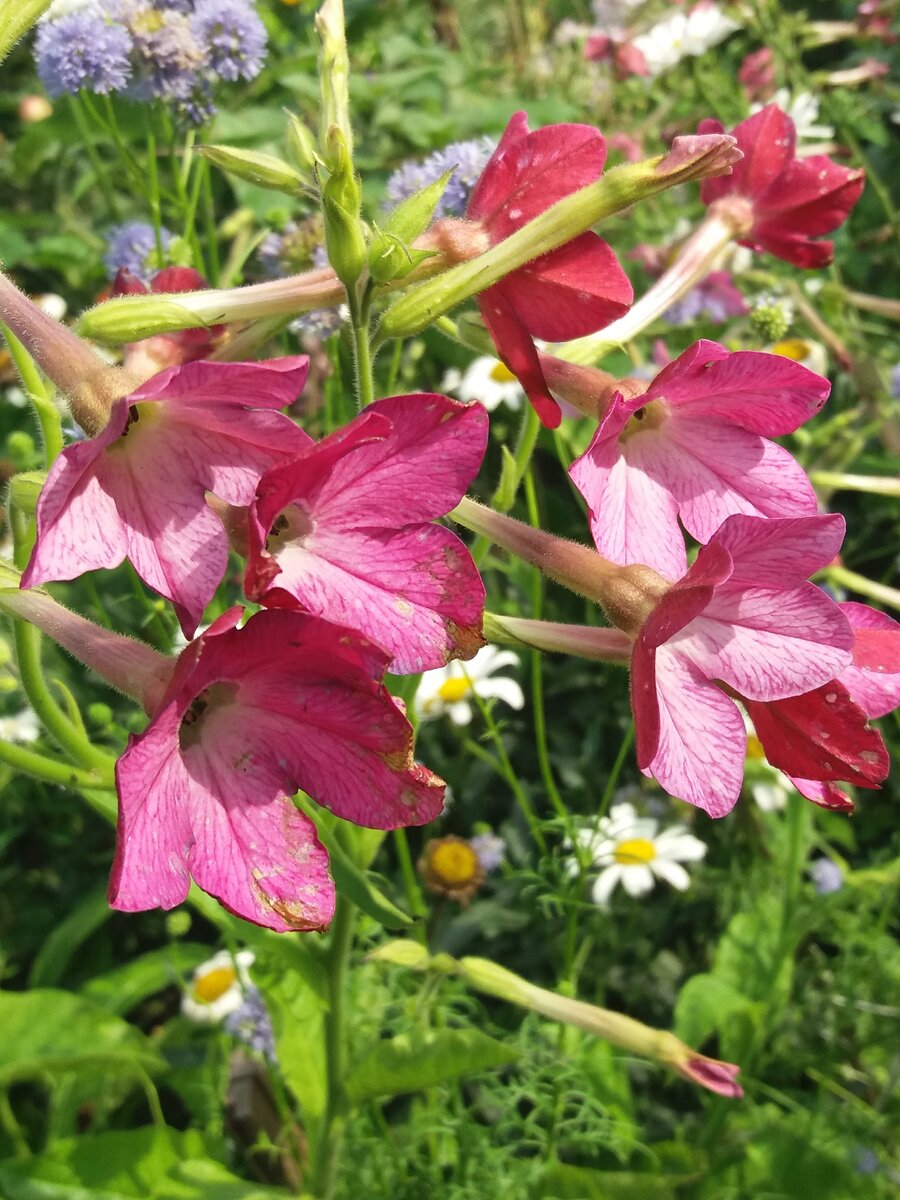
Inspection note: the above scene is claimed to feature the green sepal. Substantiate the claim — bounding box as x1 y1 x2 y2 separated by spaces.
383 170 454 242
198 144 312 197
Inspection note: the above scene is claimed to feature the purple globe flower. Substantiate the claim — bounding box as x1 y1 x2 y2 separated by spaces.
386 136 497 219
35 8 134 98
191 0 267 83
103 221 174 283
809 856 844 895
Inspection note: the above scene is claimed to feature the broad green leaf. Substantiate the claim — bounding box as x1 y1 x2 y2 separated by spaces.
536 1162 677 1199
29 886 112 988
0 990 165 1086
0 1134 293 1199
673 974 756 1049
297 800 411 929
253 946 329 1123
81 944 211 1015
345 1027 518 1103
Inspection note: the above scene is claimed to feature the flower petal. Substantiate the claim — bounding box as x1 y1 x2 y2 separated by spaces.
644 647 746 818
478 289 562 427
496 233 632 341
647 341 829 435
746 682 888 787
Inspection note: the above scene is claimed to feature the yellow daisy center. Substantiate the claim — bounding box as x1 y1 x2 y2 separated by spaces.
192 965 238 1004
771 338 810 362
438 677 472 704
490 361 518 384
746 733 766 760
614 837 657 866
430 840 480 885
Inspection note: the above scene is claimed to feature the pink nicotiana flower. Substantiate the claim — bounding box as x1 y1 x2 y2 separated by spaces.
748 600 900 812
109 607 445 932
23 357 312 637
466 111 633 429
698 104 865 268
569 340 829 579
630 513 867 817
111 266 224 376
244 394 488 674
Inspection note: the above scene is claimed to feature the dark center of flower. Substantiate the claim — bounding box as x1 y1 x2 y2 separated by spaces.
620 397 669 441
178 683 238 750
265 504 315 553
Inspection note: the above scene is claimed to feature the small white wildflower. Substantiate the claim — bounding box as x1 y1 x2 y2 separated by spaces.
442 356 524 413
415 645 525 725
181 949 255 1024
632 6 739 76
568 801 707 903
0 708 40 743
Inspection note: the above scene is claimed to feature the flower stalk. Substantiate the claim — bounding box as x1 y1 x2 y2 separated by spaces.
0 565 174 715
370 942 743 1098
452 496 668 633
378 136 741 342
0 272 137 435
554 206 746 365
483 611 632 664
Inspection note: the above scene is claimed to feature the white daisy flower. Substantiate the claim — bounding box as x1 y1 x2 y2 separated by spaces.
442 357 524 412
414 644 525 725
181 949 254 1024
0 708 40 743
632 5 739 76
569 801 707 904
768 337 828 378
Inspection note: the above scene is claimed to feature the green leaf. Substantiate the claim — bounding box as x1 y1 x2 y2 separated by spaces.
673 974 756 1049
0 0 52 67
297 800 411 929
81 944 211 1015
0 990 165 1086
383 170 453 242
29 885 112 988
0 1133 294 1199
536 1162 677 1199
253 943 329 1123
345 1028 518 1103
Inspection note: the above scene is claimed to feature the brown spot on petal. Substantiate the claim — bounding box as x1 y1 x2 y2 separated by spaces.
446 619 487 664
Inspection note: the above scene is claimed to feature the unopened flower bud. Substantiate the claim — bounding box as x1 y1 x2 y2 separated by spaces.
198 145 310 197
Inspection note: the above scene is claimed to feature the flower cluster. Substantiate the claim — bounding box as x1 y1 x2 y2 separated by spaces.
35 0 267 122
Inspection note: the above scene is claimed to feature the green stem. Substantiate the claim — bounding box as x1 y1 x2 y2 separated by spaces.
0 737 113 789
68 97 120 220
12 619 114 772
470 689 547 854
1 324 63 465
523 468 570 832
0 1088 30 1159
821 565 900 611
349 288 375 410
392 828 428 928
472 402 541 567
312 893 357 1198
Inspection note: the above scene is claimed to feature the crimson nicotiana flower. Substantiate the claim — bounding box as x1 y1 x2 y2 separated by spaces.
747 599 900 812
466 111 633 429
23 357 311 637
245 394 488 674
109 608 445 932
569 339 829 579
698 104 865 268
630 513 861 817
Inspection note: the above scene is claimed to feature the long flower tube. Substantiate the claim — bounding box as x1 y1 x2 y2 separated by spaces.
0 563 173 715
552 206 746 366
370 940 743 1098
77 135 740 346
0 272 138 434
